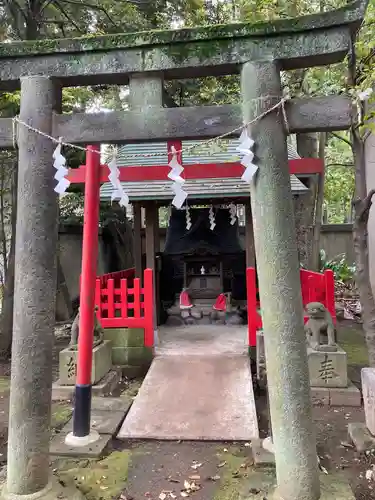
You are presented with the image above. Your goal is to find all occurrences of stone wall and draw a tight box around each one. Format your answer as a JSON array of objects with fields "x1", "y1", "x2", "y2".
[
  {"x1": 320, "y1": 224, "x2": 354, "y2": 263},
  {"x1": 56, "y1": 225, "x2": 107, "y2": 319}
]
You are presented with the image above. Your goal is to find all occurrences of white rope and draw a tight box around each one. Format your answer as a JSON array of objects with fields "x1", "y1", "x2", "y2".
[{"x1": 12, "y1": 96, "x2": 289, "y2": 161}]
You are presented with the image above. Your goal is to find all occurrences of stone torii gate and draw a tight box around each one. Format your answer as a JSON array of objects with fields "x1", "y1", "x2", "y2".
[{"x1": 0, "y1": 1, "x2": 368, "y2": 499}]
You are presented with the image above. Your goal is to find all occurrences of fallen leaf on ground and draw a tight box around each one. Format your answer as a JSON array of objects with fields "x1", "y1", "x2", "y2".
[
  {"x1": 159, "y1": 493, "x2": 167, "y2": 500},
  {"x1": 190, "y1": 462, "x2": 203, "y2": 470},
  {"x1": 180, "y1": 492, "x2": 189, "y2": 498},
  {"x1": 168, "y1": 477, "x2": 180, "y2": 483},
  {"x1": 182, "y1": 480, "x2": 200, "y2": 493},
  {"x1": 249, "y1": 488, "x2": 260, "y2": 494},
  {"x1": 366, "y1": 469, "x2": 374, "y2": 481},
  {"x1": 208, "y1": 475, "x2": 220, "y2": 482},
  {"x1": 340, "y1": 441, "x2": 354, "y2": 449},
  {"x1": 189, "y1": 475, "x2": 201, "y2": 480},
  {"x1": 217, "y1": 461, "x2": 226, "y2": 468}
]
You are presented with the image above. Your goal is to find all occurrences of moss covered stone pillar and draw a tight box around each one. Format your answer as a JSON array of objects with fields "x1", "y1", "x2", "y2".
[
  {"x1": 6, "y1": 76, "x2": 59, "y2": 496},
  {"x1": 242, "y1": 61, "x2": 320, "y2": 500}
]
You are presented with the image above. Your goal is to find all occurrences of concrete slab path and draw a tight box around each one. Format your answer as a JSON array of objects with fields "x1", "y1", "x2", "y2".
[{"x1": 118, "y1": 353, "x2": 259, "y2": 441}]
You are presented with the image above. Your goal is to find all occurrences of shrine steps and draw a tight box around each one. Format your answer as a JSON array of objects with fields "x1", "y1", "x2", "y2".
[{"x1": 117, "y1": 352, "x2": 259, "y2": 441}]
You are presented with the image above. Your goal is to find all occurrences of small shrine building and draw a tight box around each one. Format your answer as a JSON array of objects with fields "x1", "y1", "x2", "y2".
[{"x1": 98, "y1": 138, "x2": 322, "y2": 329}]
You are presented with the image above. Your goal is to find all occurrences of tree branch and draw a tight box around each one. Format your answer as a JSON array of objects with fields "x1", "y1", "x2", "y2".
[
  {"x1": 353, "y1": 189, "x2": 375, "y2": 220},
  {"x1": 54, "y1": 1, "x2": 85, "y2": 33},
  {"x1": 61, "y1": 0, "x2": 118, "y2": 27},
  {"x1": 326, "y1": 163, "x2": 354, "y2": 168},
  {"x1": 330, "y1": 131, "x2": 353, "y2": 148}
]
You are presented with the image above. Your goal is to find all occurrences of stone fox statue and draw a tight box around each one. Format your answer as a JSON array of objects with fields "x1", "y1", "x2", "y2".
[
  {"x1": 70, "y1": 305, "x2": 104, "y2": 347},
  {"x1": 304, "y1": 302, "x2": 337, "y2": 352}
]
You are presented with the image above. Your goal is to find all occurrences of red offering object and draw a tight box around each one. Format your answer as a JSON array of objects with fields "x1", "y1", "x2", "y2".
[
  {"x1": 213, "y1": 293, "x2": 227, "y2": 312},
  {"x1": 180, "y1": 289, "x2": 193, "y2": 309}
]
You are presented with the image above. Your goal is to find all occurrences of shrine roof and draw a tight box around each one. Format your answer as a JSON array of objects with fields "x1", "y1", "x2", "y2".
[
  {"x1": 99, "y1": 139, "x2": 307, "y2": 201},
  {"x1": 115, "y1": 138, "x2": 301, "y2": 166},
  {"x1": 100, "y1": 175, "x2": 307, "y2": 202}
]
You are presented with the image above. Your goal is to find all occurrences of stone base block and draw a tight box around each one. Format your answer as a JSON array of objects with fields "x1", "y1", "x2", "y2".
[
  {"x1": 330, "y1": 384, "x2": 361, "y2": 406},
  {"x1": 361, "y1": 368, "x2": 375, "y2": 435},
  {"x1": 90, "y1": 396, "x2": 130, "y2": 412},
  {"x1": 311, "y1": 383, "x2": 361, "y2": 407},
  {"x1": 103, "y1": 327, "x2": 144, "y2": 348},
  {"x1": 348, "y1": 422, "x2": 375, "y2": 452},
  {"x1": 50, "y1": 431, "x2": 111, "y2": 458},
  {"x1": 64, "y1": 409, "x2": 126, "y2": 435},
  {"x1": 112, "y1": 346, "x2": 154, "y2": 367},
  {"x1": 0, "y1": 478, "x2": 86, "y2": 500},
  {"x1": 272, "y1": 473, "x2": 355, "y2": 499},
  {"x1": 251, "y1": 439, "x2": 275, "y2": 466},
  {"x1": 311, "y1": 387, "x2": 330, "y2": 406},
  {"x1": 59, "y1": 340, "x2": 112, "y2": 386},
  {"x1": 307, "y1": 346, "x2": 348, "y2": 388},
  {"x1": 52, "y1": 369, "x2": 121, "y2": 401},
  {"x1": 241, "y1": 470, "x2": 354, "y2": 500}
]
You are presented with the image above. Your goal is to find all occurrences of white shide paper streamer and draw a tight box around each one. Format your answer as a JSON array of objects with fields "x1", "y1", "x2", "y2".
[
  {"x1": 237, "y1": 129, "x2": 257, "y2": 183},
  {"x1": 168, "y1": 146, "x2": 187, "y2": 208},
  {"x1": 186, "y1": 204, "x2": 192, "y2": 230},
  {"x1": 209, "y1": 205, "x2": 216, "y2": 231},
  {"x1": 229, "y1": 203, "x2": 237, "y2": 225},
  {"x1": 53, "y1": 141, "x2": 70, "y2": 194},
  {"x1": 107, "y1": 152, "x2": 129, "y2": 207}
]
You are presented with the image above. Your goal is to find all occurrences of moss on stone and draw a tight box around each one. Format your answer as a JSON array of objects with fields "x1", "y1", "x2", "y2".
[
  {"x1": 57, "y1": 450, "x2": 131, "y2": 500},
  {"x1": 51, "y1": 402, "x2": 72, "y2": 429},
  {"x1": 0, "y1": 0, "x2": 366, "y2": 58}
]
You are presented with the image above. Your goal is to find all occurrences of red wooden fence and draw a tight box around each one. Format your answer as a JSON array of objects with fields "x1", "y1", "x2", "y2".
[
  {"x1": 95, "y1": 268, "x2": 154, "y2": 347},
  {"x1": 246, "y1": 267, "x2": 336, "y2": 348}
]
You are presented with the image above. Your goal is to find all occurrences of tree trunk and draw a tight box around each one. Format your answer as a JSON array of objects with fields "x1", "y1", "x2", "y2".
[
  {"x1": 310, "y1": 133, "x2": 327, "y2": 271},
  {"x1": 349, "y1": 46, "x2": 375, "y2": 366},
  {"x1": 352, "y1": 131, "x2": 375, "y2": 366},
  {"x1": 0, "y1": 158, "x2": 17, "y2": 359}
]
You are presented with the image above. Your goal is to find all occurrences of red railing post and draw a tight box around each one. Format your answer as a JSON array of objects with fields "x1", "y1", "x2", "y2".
[
  {"x1": 73, "y1": 145, "x2": 101, "y2": 439},
  {"x1": 95, "y1": 279, "x2": 102, "y2": 320},
  {"x1": 143, "y1": 269, "x2": 154, "y2": 348},
  {"x1": 246, "y1": 267, "x2": 258, "y2": 347}
]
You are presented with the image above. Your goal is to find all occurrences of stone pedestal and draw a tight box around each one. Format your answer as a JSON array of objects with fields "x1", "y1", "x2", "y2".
[
  {"x1": 362, "y1": 368, "x2": 375, "y2": 435},
  {"x1": 103, "y1": 328, "x2": 153, "y2": 376},
  {"x1": 307, "y1": 346, "x2": 348, "y2": 388},
  {"x1": 59, "y1": 340, "x2": 112, "y2": 385}
]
